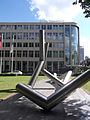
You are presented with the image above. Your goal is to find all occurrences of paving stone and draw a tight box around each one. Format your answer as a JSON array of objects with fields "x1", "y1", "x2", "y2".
[
  {"x1": 63, "y1": 88, "x2": 90, "y2": 120},
  {"x1": 0, "y1": 80, "x2": 90, "y2": 120}
]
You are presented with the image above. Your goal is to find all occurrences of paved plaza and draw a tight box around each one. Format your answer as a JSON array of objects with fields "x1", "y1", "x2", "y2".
[{"x1": 0, "y1": 80, "x2": 90, "y2": 120}]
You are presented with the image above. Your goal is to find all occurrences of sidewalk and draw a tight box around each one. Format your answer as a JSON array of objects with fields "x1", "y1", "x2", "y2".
[
  {"x1": 0, "y1": 80, "x2": 90, "y2": 120},
  {"x1": 63, "y1": 88, "x2": 90, "y2": 120}
]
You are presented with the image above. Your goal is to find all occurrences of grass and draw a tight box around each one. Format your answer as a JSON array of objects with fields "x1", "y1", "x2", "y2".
[
  {"x1": 83, "y1": 81, "x2": 90, "y2": 92},
  {"x1": 0, "y1": 75, "x2": 90, "y2": 99},
  {"x1": 0, "y1": 75, "x2": 48, "y2": 99}
]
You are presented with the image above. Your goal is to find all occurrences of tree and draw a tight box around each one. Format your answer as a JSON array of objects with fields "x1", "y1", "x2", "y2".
[{"x1": 73, "y1": 0, "x2": 90, "y2": 17}]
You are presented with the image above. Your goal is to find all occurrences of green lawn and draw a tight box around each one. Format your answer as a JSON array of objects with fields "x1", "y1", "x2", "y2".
[
  {"x1": 83, "y1": 81, "x2": 90, "y2": 92},
  {"x1": 0, "y1": 75, "x2": 90, "y2": 99},
  {"x1": 0, "y1": 75, "x2": 47, "y2": 99}
]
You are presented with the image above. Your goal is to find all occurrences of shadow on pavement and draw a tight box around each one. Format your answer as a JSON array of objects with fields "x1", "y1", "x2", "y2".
[
  {"x1": 0, "y1": 94, "x2": 66, "y2": 120},
  {"x1": 0, "y1": 93, "x2": 90, "y2": 120},
  {"x1": 63, "y1": 97, "x2": 90, "y2": 120}
]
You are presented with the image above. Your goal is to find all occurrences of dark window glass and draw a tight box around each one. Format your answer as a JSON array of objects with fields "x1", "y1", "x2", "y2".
[
  {"x1": 17, "y1": 42, "x2": 22, "y2": 47},
  {"x1": 35, "y1": 51, "x2": 39, "y2": 57},
  {"x1": 29, "y1": 51, "x2": 33, "y2": 57},
  {"x1": 29, "y1": 43, "x2": 34, "y2": 47},
  {"x1": 23, "y1": 43, "x2": 28, "y2": 47}
]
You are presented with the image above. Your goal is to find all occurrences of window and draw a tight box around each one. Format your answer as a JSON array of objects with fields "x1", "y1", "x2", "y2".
[
  {"x1": 65, "y1": 25, "x2": 70, "y2": 65},
  {"x1": 6, "y1": 32, "x2": 11, "y2": 39},
  {"x1": 0, "y1": 51, "x2": 1, "y2": 57},
  {"x1": 17, "y1": 51, "x2": 22, "y2": 57},
  {"x1": 22, "y1": 61, "x2": 27, "y2": 72},
  {"x1": 28, "y1": 61, "x2": 33, "y2": 73},
  {"x1": 23, "y1": 42, "x2": 28, "y2": 47},
  {"x1": 53, "y1": 51, "x2": 58, "y2": 58},
  {"x1": 53, "y1": 25, "x2": 58, "y2": 30},
  {"x1": 1, "y1": 50, "x2": 4, "y2": 57},
  {"x1": 29, "y1": 25, "x2": 34, "y2": 30},
  {"x1": 5, "y1": 50, "x2": 10, "y2": 57},
  {"x1": 47, "y1": 25, "x2": 52, "y2": 30},
  {"x1": 2, "y1": 33, "x2": 5, "y2": 39},
  {"x1": 17, "y1": 32, "x2": 22, "y2": 39},
  {"x1": 23, "y1": 32, "x2": 28, "y2": 40},
  {"x1": 13, "y1": 33, "x2": 16, "y2": 39},
  {"x1": 0, "y1": 25, "x2": 6, "y2": 30},
  {"x1": 14, "y1": 25, "x2": 17, "y2": 30},
  {"x1": 13, "y1": 43, "x2": 16, "y2": 47},
  {"x1": 35, "y1": 33, "x2": 39, "y2": 39},
  {"x1": 23, "y1": 51, "x2": 28, "y2": 57},
  {"x1": 59, "y1": 51, "x2": 64, "y2": 58},
  {"x1": 53, "y1": 43, "x2": 64, "y2": 48},
  {"x1": 60, "y1": 43, "x2": 64, "y2": 49},
  {"x1": 49, "y1": 43, "x2": 52, "y2": 47},
  {"x1": 35, "y1": 51, "x2": 39, "y2": 57},
  {"x1": 41, "y1": 25, "x2": 46, "y2": 30},
  {"x1": 35, "y1": 25, "x2": 40, "y2": 30},
  {"x1": 29, "y1": 51, "x2": 33, "y2": 57},
  {"x1": 35, "y1": 43, "x2": 39, "y2": 47},
  {"x1": 16, "y1": 61, "x2": 21, "y2": 70},
  {"x1": 24, "y1": 25, "x2": 28, "y2": 30},
  {"x1": 0, "y1": 50, "x2": 3, "y2": 57},
  {"x1": 35, "y1": 61, "x2": 38, "y2": 68},
  {"x1": 29, "y1": 32, "x2": 34, "y2": 40},
  {"x1": 6, "y1": 25, "x2": 12, "y2": 30},
  {"x1": 59, "y1": 25, "x2": 64, "y2": 30},
  {"x1": 52, "y1": 33, "x2": 58, "y2": 40},
  {"x1": 5, "y1": 42, "x2": 10, "y2": 47},
  {"x1": 5, "y1": 61, "x2": 9, "y2": 71},
  {"x1": 17, "y1": 42, "x2": 22, "y2": 47},
  {"x1": 3, "y1": 43, "x2": 4, "y2": 47},
  {"x1": 53, "y1": 61, "x2": 58, "y2": 72},
  {"x1": 53, "y1": 43, "x2": 58, "y2": 48},
  {"x1": 47, "y1": 33, "x2": 52, "y2": 39},
  {"x1": 47, "y1": 61, "x2": 52, "y2": 71},
  {"x1": 47, "y1": 51, "x2": 52, "y2": 57},
  {"x1": 13, "y1": 50, "x2": 16, "y2": 57},
  {"x1": 17, "y1": 25, "x2": 22, "y2": 30},
  {"x1": 29, "y1": 43, "x2": 34, "y2": 47},
  {"x1": 58, "y1": 33, "x2": 64, "y2": 41},
  {"x1": 65, "y1": 25, "x2": 70, "y2": 37},
  {"x1": 59, "y1": 61, "x2": 64, "y2": 67}
]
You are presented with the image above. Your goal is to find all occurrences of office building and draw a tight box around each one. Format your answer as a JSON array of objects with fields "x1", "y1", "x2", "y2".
[
  {"x1": 80, "y1": 46, "x2": 84, "y2": 63},
  {"x1": 0, "y1": 22, "x2": 80, "y2": 74}
]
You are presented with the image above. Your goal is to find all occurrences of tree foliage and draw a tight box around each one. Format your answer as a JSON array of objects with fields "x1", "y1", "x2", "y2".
[{"x1": 73, "y1": 0, "x2": 90, "y2": 17}]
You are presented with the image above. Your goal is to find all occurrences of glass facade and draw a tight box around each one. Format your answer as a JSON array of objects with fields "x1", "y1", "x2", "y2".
[
  {"x1": 65, "y1": 25, "x2": 79, "y2": 65},
  {"x1": 71, "y1": 26, "x2": 79, "y2": 65},
  {"x1": 65, "y1": 25, "x2": 71, "y2": 65}
]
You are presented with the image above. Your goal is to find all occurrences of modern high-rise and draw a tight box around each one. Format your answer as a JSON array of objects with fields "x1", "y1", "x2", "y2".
[
  {"x1": 80, "y1": 46, "x2": 84, "y2": 63},
  {"x1": 0, "y1": 22, "x2": 80, "y2": 74}
]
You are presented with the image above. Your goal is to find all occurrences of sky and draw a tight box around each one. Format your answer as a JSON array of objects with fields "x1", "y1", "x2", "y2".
[{"x1": 0, "y1": 0, "x2": 90, "y2": 58}]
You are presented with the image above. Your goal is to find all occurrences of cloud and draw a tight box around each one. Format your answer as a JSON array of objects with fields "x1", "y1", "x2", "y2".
[
  {"x1": 26, "y1": 0, "x2": 90, "y2": 58},
  {"x1": 80, "y1": 37, "x2": 90, "y2": 58},
  {"x1": 26, "y1": 0, "x2": 82, "y2": 21}
]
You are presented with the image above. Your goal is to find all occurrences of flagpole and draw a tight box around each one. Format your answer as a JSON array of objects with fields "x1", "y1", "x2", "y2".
[
  {"x1": 11, "y1": 49, "x2": 13, "y2": 73},
  {"x1": 0, "y1": 33, "x2": 3, "y2": 74},
  {"x1": 0, "y1": 55, "x2": 2, "y2": 74},
  {"x1": 11, "y1": 34, "x2": 14, "y2": 73}
]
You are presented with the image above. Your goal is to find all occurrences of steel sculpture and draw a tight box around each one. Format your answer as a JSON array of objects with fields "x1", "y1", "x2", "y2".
[
  {"x1": 28, "y1": 30, "x2": 45, "y2": 87},
  {"x1": 16, "y1": 30, "x2": 90, "y2": 110},
  {"x1": 16, "y1": 69, "x2": 90, "y2": 110}
]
